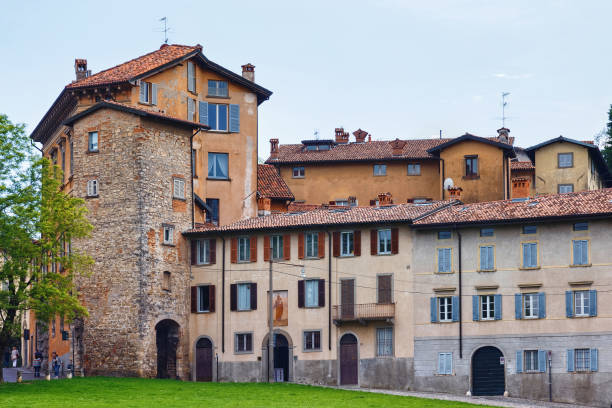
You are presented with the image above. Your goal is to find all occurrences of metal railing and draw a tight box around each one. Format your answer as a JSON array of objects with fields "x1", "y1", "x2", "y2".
[{"x1": 332, "y1": 303, "x2": 395, "y2": 322}]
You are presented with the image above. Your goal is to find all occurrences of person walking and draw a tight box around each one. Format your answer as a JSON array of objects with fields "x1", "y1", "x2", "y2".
[
  {"x1": 33, "y1": 351, "x2": 42, "y2": 378},
  {"x1": 51, "y1": 352, "x2": 60, "y2": 379},
  {"x1": 11, "y1": 346, "x2": 19, "y2": 368}
]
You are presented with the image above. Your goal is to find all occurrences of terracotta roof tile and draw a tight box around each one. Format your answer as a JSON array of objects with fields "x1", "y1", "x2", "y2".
[
  {"x1": 257, "y1": 164, "x2": 294, "y2": 200},
  {"x1": 511, "y1": 161, "x2": 535, "y2": 170}
]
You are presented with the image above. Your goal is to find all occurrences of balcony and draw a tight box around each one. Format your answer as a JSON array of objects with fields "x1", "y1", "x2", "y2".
[{"x1": 332, "y1": 303, "x2": 395, "y2": 326}]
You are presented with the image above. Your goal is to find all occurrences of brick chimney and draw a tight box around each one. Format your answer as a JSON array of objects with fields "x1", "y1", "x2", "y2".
[
  {"x1": 335, "y1": 128, "x2": 349, "y2": 144},
  {"x1": 389, "y1": 139, "x2": 407, "y2": 156},
  {"x1": 269, "y1": 138, "x2": 279, "y2": 159},
  {"x1": 241, "y1": 63, "x2": 255, "y2": 82},
  {"x1": 378, "y1": 192, "x2": 393, "y2": 206},
  {"x1": 512, "y1": 178, "x2": 530, "y2": 199},
  {"x1": 257, "y1": 197, "x2": 271, "y2": 216},
  {"x1": 348, "y1": 196, "x2": 357, "y2": 207},
  {"x1": 74, "y1": 59, "x2": 90, "y2": 81},
  {"x1": 497, "y1": 127, "x2": 510, "y2": 143},
  {"x1": 448, "y1": 186, "x2": 463, "y2": 200},
  {"x1": 353, "y1": 129, "x2": 368, "y2": 143}
]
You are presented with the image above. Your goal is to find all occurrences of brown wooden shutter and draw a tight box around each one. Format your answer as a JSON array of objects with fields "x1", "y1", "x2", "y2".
[
  {"x1": 250, "y1": 283, "x2": 257, "y2": 310},
  {"x1": 391, "y1": 228, "x2": 399, "y2": 254},
  {"x1": 209, "y1": 285, "x2": 216, "y2": 312},
  {"x1": 230, "y1": 284, "x2": 237, "y2": 311},
  {"x1": 298, "y1": 233, "x2": 304, "y2": 259},
  {"x1": 378, "y1": 275, "x2": 392, "y2": 304},
  {"x1": 329, "y1": 201, "x2": 335, "y2": 205},
  {"x1": 263, "y1": 236, "x2": 270, "y2": 261},
  {"x1": 354, "y1": 230, "x2": 361, "y2": 256},
  {"x1": 191, "y1": 240, "x2": 197, "y2": 265},
  {"x1": 230, "y1": 238, "x2": 238, "y2": 264},
  {"x1": 318, "y1": 279, "x2": 325, "y2": 307},
  {"x1": 283, "y1": 234, "x2": 291, "y2": 260},
  {"x1": 333, "y1": 232, "x2": 340, "y2": 257},
  {"x1": 250, "y1": 236, "x2": 257, "y2": 262},
  {"x1": 246, "y1": 333, "x2": 252, "y2": 351},
  {"x1": 318, "y1": 232, "x2": 325, "y2": 258},
  {"x1": 298, "y1": 280, "x2": 305, "y2": 308},
  {"x1": 210, "y1": 240, "x2": 216, "y2": 264},
  {"x1": 369, "y1": 200, "x2": 376, "y2": 206},
  {"x1": 370, "y1": 230, "x2": 378, "y2": 255},
  {"x1": 191, "y1": 286, "x2": 198, "y2": 313}
]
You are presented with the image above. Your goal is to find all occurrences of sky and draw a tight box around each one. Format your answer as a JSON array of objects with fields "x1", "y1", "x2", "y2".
[{"x1": 1, "y1": 0, "x2": 611, "y2": 156}]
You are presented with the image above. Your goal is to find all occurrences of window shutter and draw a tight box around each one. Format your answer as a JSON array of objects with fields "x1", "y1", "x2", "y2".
[
  {"x1": 318, "y1": 232, "x2": 325, "y2": 258},
  {"x1": 531, "y1": 243, "x2": 537, "y2": 267},
  {"x1": 298, "y1": 233, "x2": 304, "y2": 259},
  {"x1": 494, "y1": 294, "x2": 502, "y2": 320},
  {"x1": 229, "y1": 104, "x2": 240, "y2": 133},
  {"x1": 139, "y1": 82, "x2": 147, "y2": 103},
  {"x1": 515, "y1": 293, "x2": 522, "y2": 319},
  {"x1": 567, "y1": 349, "x2": 575, "y2": 372},
  {"x1": 210, "y1": 240, "x2": 216, "y2": 265},
  {"x1": 230, "y1": 284, "x2": 237, "y2": 311},
  {"x1": 246, "y1": 334, "x2": 252, "y2": 352},
  {"x1": 573, "y1": 240, "x2": 580, "y2": 265},
  {"x1": 231, "y1": 238, "x2": 238, "y2": 264},
  {"x1": 87, "y1": 180, "x2": 92, "y2": 196},
  {"x1": 151, "y1": 83, "x2": 158, "y2": 105},
  {"x1": 590, "y1": 348, "x2": 598, "y2": 372},
  {"x1": 538, "y1": 292, "x2": 546, "y2": 318},
  {"x1": 250, "y1": 236, "x2": 257, "y2": 262},
  {"x1": 522, "y1": 243, "x2": 529, "y2": 267},
  {"x1": 354, "y1": 230, "x2": 361, "y2": 256},
  {"x1": 370, "y1": 230, "x2": 377, "y2": 255},
  {"x1": 209, "y1": 285, "x2": 216, "y2": 313},
  {"x1": 187, "y1": 98, "x2": 194, "y2": 121},
  {"x1": 318, "y1": 279, "x2": 325, "y2": 307},
  {"x1": 332, "y1": 232, "x2": 340, "y2": 257},
  {"x1": 515, "y1": 350, "x2": 523, "y2": 373},
  {"x1": 566, "y1": 291, "x2": 573, "y2": 318},
  {"x1": 250, "y1": 283, "x2": 257, "y2": 310},
  {"x1": 391, "y1": 228, "x2": 399, "y2": 254},
  {"x1": 283, "y1": 234, "x2": 291, "y2": 260},
  {"x1": 452, "y1": 296, "x2": 459, "y2": 322},
  {"x1": 191, "y1": 240, "x2": 197, "y2": 265},
  {"x1": 472, "y1": 296, "x2": 479, "y2": 321},
  {"x1": 187, "y1": 61, "x2": 195, "y2": 92},
  {"x1": 589, "y1": 290, "x2": 597, "y2": 316},
  {"x1": 437, "y1": 354, "x2": 444, "y2": 374},
  {"x1": 538, "y1": 350, "x2": 547, "y2": 373},
  {"x1": 480, "y1": 247, "x2": 487, "y2": 270},
  {"x1": 263, "y1": 236, "x2": 270, "y2": 261},
  {"x1": 298, "y1": 280, "x2": 304, "y2": 308},
  {"x1": 191, "y1": 286, "x2": 197, "y2": 313},
  {"x1": 369, "y1": 200, "x2": 376, "y2": 206},
  {"x1": 199, "y1": 101, "x2": 208, "y2": 125},
  {"x1": 430, "y1": 297, "x2": 437, "y2": 323},
  {"x1": 438, "y1": 249, "x2": 444, "y2": 272}
]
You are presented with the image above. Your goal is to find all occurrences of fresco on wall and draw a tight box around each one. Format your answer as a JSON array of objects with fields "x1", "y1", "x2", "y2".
[{"x1": 273, "y1": 290, "x2": 288, "y2": 326}]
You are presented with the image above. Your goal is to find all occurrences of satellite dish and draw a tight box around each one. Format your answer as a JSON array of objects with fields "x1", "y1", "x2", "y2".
[{"x1": 444, "y1": 178, "x2": 454, "y2": 190}]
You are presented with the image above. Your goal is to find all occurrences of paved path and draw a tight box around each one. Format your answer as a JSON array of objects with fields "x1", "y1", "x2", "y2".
[{"x1": 2, "y1": 367, "x2": 45, "y2": 383}]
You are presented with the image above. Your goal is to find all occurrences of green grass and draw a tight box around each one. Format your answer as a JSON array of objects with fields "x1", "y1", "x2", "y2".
[{"x1": 0, "y1": 377, "x2": 495, "y2": 408}]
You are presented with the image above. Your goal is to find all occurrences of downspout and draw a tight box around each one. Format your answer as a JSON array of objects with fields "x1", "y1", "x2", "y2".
[
  {"x1": 456, "y1": 227, "x2": 463, "y2": 359},
  {"x1": 441, "y1": 158, "x2": 445, "y2": 200},
  {"x1": 190, "y1": 129, "x2": 203, "y2": 229},
  {"x1": 221, "y1": 237, "x2": 226, "y2": 354},
  {"x1": 327, "y1": 230, "x2": 332, "y2": 351}
]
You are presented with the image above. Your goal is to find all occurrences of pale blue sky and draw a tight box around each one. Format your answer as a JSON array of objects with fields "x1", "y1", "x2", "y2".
[{"x1": 1, "y1": 0, "x2": 611, "y2": 155}]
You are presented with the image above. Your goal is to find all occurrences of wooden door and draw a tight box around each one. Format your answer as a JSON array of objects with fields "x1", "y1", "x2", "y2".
[
  {"x1": 340, "y1": 334, "x2": 358, "y2": 385},
  {"x1": 472, "y1": 346, "x2": 505, "y2": 396},
  {"x1": 196, "y1": 338, "x2": 213, "y2": 382},
  {"x1": 341, "y1": 279, "x2": 355, "y2": 318}
]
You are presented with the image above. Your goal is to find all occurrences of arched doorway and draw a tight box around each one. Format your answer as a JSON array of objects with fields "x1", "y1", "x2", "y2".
[
  {"x1": 472, "y1": 346, "x2": 505, "y2": 396},
  {"x1": 155, "y1": 319, "x2": 179, "y2": 379},
  {"x1": 339, "y1": 333, "x2": 358, "y2": 385},
  {"x1": 195, "y1": 337, "x2": 213, "y2": 382},
  {"x1": 273, "y1": 333, "x2": 289, "y2": 382}
]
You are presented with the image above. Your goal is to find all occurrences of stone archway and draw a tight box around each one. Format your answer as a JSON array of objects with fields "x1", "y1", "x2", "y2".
[
  {"x1": 155, "y1": 319, "x2": 179, "y2": 379},
  {"x1": 261, "y1": 329, "x2": 294, "y2": 382},
  {"x1": 471, "y1": 346, "x2": 505, "y2": 396}
]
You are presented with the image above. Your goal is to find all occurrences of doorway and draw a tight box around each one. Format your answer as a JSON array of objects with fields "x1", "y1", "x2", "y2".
[
  {"x1": 340, "y1": 279, "x2": 355, "y2": 319},
  {"x1": 195, "y1": 337, "x2": 213, "y2": 382},
  {"x1": 339, "y1": 333, "x2": 358, "y2": 385},
  {"x1": 155, "y1": 319, "x2": 179, "y2": 379},
  {"x1": 273, "y1": 333, "x2": 289, "y2": 382},
  {"x1": 472, "y1": 346, "x2": 505, "y2": 396}
]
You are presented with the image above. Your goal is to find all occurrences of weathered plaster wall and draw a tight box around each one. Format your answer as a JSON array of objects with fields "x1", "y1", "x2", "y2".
[{"x1": 534, "y1": 143, "x2": 597, "y2": 194}]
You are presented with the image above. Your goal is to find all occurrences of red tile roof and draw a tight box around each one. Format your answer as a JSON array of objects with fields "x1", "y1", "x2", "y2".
[
  {"x1": 66, "y1": 44, "x2": 200, "y2": 89},
  {"x1": 257, "y1": 164, "x2": 294, "y2": 200},
  {"x1": 511, "y1": 161, "x2": 535, "y2": 170}
]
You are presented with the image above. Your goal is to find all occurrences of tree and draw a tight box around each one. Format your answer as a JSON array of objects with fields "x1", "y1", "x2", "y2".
[
  {"x1": 0, "y1": 114, "x2": 93, "y2": 381},
  {"x1": 601, "y1": 104, "x2": 612, "y2": 171}
]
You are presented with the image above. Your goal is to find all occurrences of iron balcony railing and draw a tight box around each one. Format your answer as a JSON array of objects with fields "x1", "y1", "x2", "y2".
[{"x1": 332, "y1": 303, "x2": 395, "y2": 324}]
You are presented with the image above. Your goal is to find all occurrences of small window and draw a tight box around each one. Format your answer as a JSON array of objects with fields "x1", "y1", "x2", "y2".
[
  {"x1": 198, "y1": 285, "x2": 211, "y2": 312},
  {"x1": 187, "y1": 98, "x2": 196, "y2": 121},
  {"x1": 480, "y1": 228, "x2": 494, "y2": 237},
  {"x1": 574, "y1": 348, "x2": 591, "y2": 372},
  {"x1": 480, "y1": 245, "x2": 494, "y2": 271},
  {"x1": 438, "y1": 352, "x2": 452, "y2": 375},
  {"x1": 305, "y1": 232, "x2": 318, "y2": 258},
  {"x1": 187, "y1": 61, "x2": 196, "y2": 93},
  {"x1": 208, "y1": 153, "x2": 229, "y2": 179},
  {"x1": 208, "y1": 103, "x2": 228, "y2": 131},
  {"x1": 205, "y1": 198, "x2": 220, "y2": 225},
  {"x1": 438, "y1": 231, "x2": 451, "y2": 240},
  {"x1": 523, "y1": 293, "x2": 539, "y2": 319},
  {"x1": 305, "y1": 280, "x2": 319, "y2": 307},
  {"x1": 197, "y1": 239, "x2": 210, "y2": 265},
  {"x1": 340, "y1": 231, "x2": 354, "y2": 256},
  {"x1": 303, "y1": 330, "x2": 321, "y2": 351},
  {"x1": 438, "y1": 297, "x2": 453, "y2": 322},
  {"x1": 376, "y1": 327, "x2": 393, "y2": 356},
  {"x1": 574, "y1": 291, "x2": 590, "y2": 317},
  {"x1": 558, "y1": 184, "x2": 574, "y2": 194},
  {"x1": 238, "y1": 237, "x2": 250, "y2": 262},
  {"x1": 522, "y1": 225, "x2": 537, "y2": 234},
  {"x1": 61, "y1": 145, "x2": 66, "y2": 175},
  {"x1": 173, "y1": 178, "x2": 185, "y2": 200},
  {"x1": 480, "y1": 295, "x2": 495, "y2": 320},
  {"x1": 237, "y1": 283, "x2": 252, "y2": 311},
  {"x1": 271, "y1": 235, "x2": 283, "y2": 260},
  {"x1": 407, "y1": 163, "x2": 421, "y2": 176},
  {"x1": 208, "y1": 80, "x2": 228, "y2": 97},
  {"x1": 437, "y1": 248, "x2": 451, "y2": 273},
  {"x1": 378, "y1": 229, "x2": 392, "y2": 254},
  {"x1": 465, "y1": 156, "x2": 478, "y2": 177},
  {"x1": 573, "y1": 222, "x2": 588, "y2": 231},
  {"x1": 139, "y1": 81, "x2": 156, "y2": 104},
  {"x1": 163, "y1": 225, "x2": 174, "y2": 245},
  {"x1": 373, "y1": 164, "x2": 387, "y2": 176},
  {"x1": 86, "y1": 179, "x2": 98, "y2": 197},
  {"x1": 69, "y1": 140, "x2": 74, "y2": 176},
  {"x1": 162, "y1": 271, "x2": 171, "y2": 291},
  {"x1": 572, "y1": 240, "x2": 589, "y2": 265},
  {"x1": 52, "y1": 318, "x2": 56, "y2": 338},
  {"x1": 88, "y1": 132, "x2": 99, "y2": 152},
  {"x1": 235, "y1": 333, "x2": 252, "y2": 353},
  {"x1": 335, "y1": 200, "x2": 349, "y2": 207},
  {"x1": 524, "y1": 350, "x2": 539, "y2": 372},
  {"x1": 522, "y1": 242, "x2": 538, "y2": 268},
  {"x1": 292, "y1": 167, "x2": 305, "y2": 178},
  {"x1": 558, "y1": 152, "x2": 573, "y2": 168}
]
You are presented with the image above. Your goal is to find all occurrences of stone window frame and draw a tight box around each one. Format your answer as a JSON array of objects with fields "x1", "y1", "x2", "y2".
[
  {"x1": 234, "y1": 332, "x2": 253, "y2": 354},
  {"x1": 163, "y1": 224, "x2": 175, "y2": 246},
  {"x1": 302, "y1": 329, "x2": 322, "y2": 352},
  {"x1": 173, "y1": 177, "x2": 186, "y2": 200}
]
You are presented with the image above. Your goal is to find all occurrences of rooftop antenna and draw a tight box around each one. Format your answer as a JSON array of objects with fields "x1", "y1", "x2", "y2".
[
  {"x1": 314, "y1": 129, "x2": 319, "y2": 140},
  {"x1": 501, "y1": 92, "x2": 510, "y2": 128},
  {"x1": 159, "y1": 17, "x2": 170, "y2": 44}
]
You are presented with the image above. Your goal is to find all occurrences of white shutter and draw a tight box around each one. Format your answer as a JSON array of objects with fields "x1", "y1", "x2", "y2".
[
  {"x1": 187, "y1": 61, "x2": 195, "y2": 92},
  {"x1": 87, "y1": 180, "x2": 92, "y2": 196},
  {"x1": 151, "y1": 83, "x2": 158, "y2": 105},
  {"x1": 139, "y1": 82, "x2": 147, "y2": 103},
  {"x1": 187, "y1": 99, "x2": 195, "y2": 121}
]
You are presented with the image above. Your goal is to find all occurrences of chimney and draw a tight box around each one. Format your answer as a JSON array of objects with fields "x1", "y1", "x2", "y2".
[
  {"x1": 335, "y1": 128, "x2": 349, "y2": 144},
  {"x1": 269, "y1": 138, "x2": 279, "y2": 159},
  {"x1": 348, "y1": 196, "x2": 357, "y2": 207},
  {"x1": 448, "y1": 186, "x2": 463, "y2": 200},
  {"x1": 496, "y1": 127, "x2": 510, "y2": 143},
  {"x1": 389, "y1": 138, "x2": 407, "y2": 156},
  {"x1": 241, "y1": 63, "x2": 255, "y2": 82},
  {"x1": 257, "y1": 197, "x2": 271, "y2": 216},
  {"x1": 512, "y1": 177, "x2": 530, "y2": 199},
  {"x1": 353, "y1": 129, "x2": 368, "y2": 143},
  {"x1": 377, "y1": 192, "x2": 393, "y2": 206},
  {"x1": 74, "y1": 59, "x2": 90, "y2": 81}
]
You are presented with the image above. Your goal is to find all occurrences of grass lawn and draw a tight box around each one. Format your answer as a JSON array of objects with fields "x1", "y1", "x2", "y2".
[{"x1": 0, "y1": 377, "x2": 495, "y2": 408}]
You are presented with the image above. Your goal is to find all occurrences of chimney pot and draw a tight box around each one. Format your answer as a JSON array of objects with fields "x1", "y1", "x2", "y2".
[
  {"x1": 448, "y1": 186, "x2": 463, "y2": 200},
  {"x1": 242, "y1": 63, "x2": 255, "y2": 82},
  {"x1": 334, "y1": 127, "x2": 349, "y2": 144},
  {"x1": 496, "y1": 127, "x2": 510, "y2": 143},
  {"x1": 74, "y1": 59, "x2": 88, "y2": 81},
  {"x1": 353, "y1": 129, "x2": 368, "y2": 143},
  {"x1": 269, "y1": 138, "x2": 279, "y2": 159},
  {"x1": 389, "y1": 138, "x2": 407, "y2": 156},
  {"x1": 377, "y1": 192, "x2": 393, "y2": 206}
]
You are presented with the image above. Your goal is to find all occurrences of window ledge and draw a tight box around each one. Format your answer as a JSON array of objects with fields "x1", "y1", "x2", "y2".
[
  {"x1": 173, "y1": 197, "x2": 187, "y2": 202},
  {"x1": 339, "y1": 255, "x2": 355, "y2": 258},
  {"x1": 195, "y1": 262, "x2": 213, "y2": 266},
  {"x1": 435, "y1": 271, "x2": 454, "y2": 275},
  {"x1": 519, "y1": 266, "x2": 541, "y2": 270},
  {"x1": 86, "y1": 150, "x2": 99, "y2": 155},
  {"x1": 376, "y1": 253, "x2": 393, "y2": 256},
  {"x1": 292, "y1": 176, "x2": 305, "y2": 179},
  {"x1": 162, "y1": 243, "x2": 176, "y2": 247},
  {"x1": 478, "y1": 269, "x2": 497, "y2": 273},
  {"x1": 302, "y1": 349, "x2": 322, "y2": 353},
  {"x1": 437, "y1": 320, "x2": 455, "y2": 324},
  {"x1": 234, "y1": 351, "x2": 254, "y2": 355},
  {"x1": 207, "y1": 130, "x2": 230, "y2": 134},
  {"x1": 85, "y1": 195, "x2": 99, "y2": 199},
  {"x1": 137, "y1": 101, "x2": 153, "y2": 107},
  {"x1": 435, "y1": 373, "x2": 455, "y2": 376},
  {"x1": 196, "y1": 310, "x2": 212, "y2": 314},
  {"x1": 462, "y1": 175, "x2": 480, "y2": 180},
  {"x1": 207, "y1": 177, "x2": 231, "y2": 182},
  {"x1": 570, "y1": 264, "x2": 592, "y2": 268},
  {"x1": 407, "y1": 174, "x2": 421, "y2": 176},
  {"x1": 206, "y1": 94, "x2": 230, "y2": 99}
]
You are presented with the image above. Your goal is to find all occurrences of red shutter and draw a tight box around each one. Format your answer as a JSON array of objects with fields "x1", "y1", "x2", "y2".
[
  {"x1": 263, "y1": 236, "x2": 270, "y2": 261},
  {"x1": 250, "y1": 236, "x2": 257, "y2": 262},
  {"x1": 250, "y1": 283, "x2": 257, "y2": 310},
  {"x1": 391, "y1": 228, "x2": 399, "y2": 254},
  {"x1": 298, "y1": 280, "x2": 305, "y2": 308},
  {"x1": 333, "y1": 232, "x2": 340, "y2": 257},
  {"x1": 230, "y1": 238, "x2": 238, "y2": 264},
  {"x1": 354, "y1": 230, "x2": 361, "y2": 256},
  {"x1": 370, "y1": 230, "x2": 378, "y2": 255},
  {"x1": 298, "y1": 233, "x2": 304, "y2": 259},
  {"x1": 318, "y1": 279, "x2": 325, "y2": 307},
  {"x1": 210, "y1": 239, "x2": 216, "y2": 264},
  {"x1": 209, "y1": 285, "x2": 216, "y2": 312},
  {"x1": 191, "y1": 240, "x2": 197, "y2": 265},
  {"x1": 318, "y1": 232, "x2": 325, "y2": 258},
  {"x1": 230, "y1": 284, "x2": 237, "y2": 311},
  {"x1": 283, "y1": 234, "x2": 291, "y2": 260},
  {"x1": 191, "y1": 286, "x2": 197, "y2": 313}
]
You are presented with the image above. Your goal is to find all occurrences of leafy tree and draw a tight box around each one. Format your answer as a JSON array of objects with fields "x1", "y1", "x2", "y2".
[
  {"x1": 0, "y1": 114, "x2": 93, "y2": 381},
  {"x1": 601, "y1": 104, "x2": 612, "y2": 171}
]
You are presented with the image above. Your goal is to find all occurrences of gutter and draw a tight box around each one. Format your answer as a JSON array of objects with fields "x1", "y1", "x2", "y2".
[
  {"x1": 326, "y1": 230, "x2": 332, "y2": 351},
  {"x1": 456, "y1": 227, "x2": 463, "y2": 359},
  {"x1": 221, "y1": 237, "x2": 226, "y2": 353}
]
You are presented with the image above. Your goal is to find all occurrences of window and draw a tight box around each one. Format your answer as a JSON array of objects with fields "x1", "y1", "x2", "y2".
[
  {"x1": 270, "y1": 235, "x2": 284, "y2": 260},
  {"x1": 438, "y1": 230, "x2": 451, "y2": 239},
  {"x1": 438, "y1": 352, "x2": 452, "y2": 375},
  {"x1": 574, "y1": 291, "x2": 590, "y2": 317},
  {"x1": 88, "y1": 132, "x2": 98, "y2": 152},
  {"x1": 573, "y1": 240, "x2": 589, "y2": 265},
  {"x1": 341, "y1": 232, "x2": 354, "y2": 256},
  {"x1": 208, "y1": 153, "x2": 229, "y2": 179},
  {"x1": 303, "y1": 330, "x2": 321, "y2": 351},
  {"x1": 192, "y1": 149, "x2": 197, "y2": 177},
  {"x1": 237, "y1": 283, "x2": 251, "y2": 311},
  {"x1": 163, "y1": 225, "x2": 174, "y2": 245},
  {"x1": 86, "y1": 179, "x2": 98, "y2": 197},
  {"x1": 558, "y1": 184, "x2": 574, "y2": 194},
  {"x1": 238, "y1": 237, "x2": 250, "y2": 262},
  {"x1": 522, "y1": 242, "x2": 538, "y2": 268},
  {"x1": 480, "y1": 245, "x2": 494, "y2": 271},
  {"x1": 197, "y1": 239, "x2": 210, "y2": 264},
  {"x1": 522, "y1": 225, "x2": 537, "y2": 234},
  {"x1": 481, "y1": 295, "x2": 495, "y2": 320},
  {"x1": 173, "y1": 178, "x2": 185, "y2": 199},
  {"x1": 335, "y1": 200, "x2": 349, "y2": 207},
  {"x1": 61, "y1": 144, "x2": 65, "y2": 175},
  {"x1": 69, "y1": 140, "x2": 74, "y2": 176},
  {"x1": 205, "y1": 198, "x2": 219, "y2": 225},
  {"x1": 376, "y1": 327, "x2": 393, "y2": 356},
  {"x1": 378, "y1": 229, "x2": 391, "y2": 254},
  {"x1": 377, "y1": 275, "x2": 392, "y2": 304},
  {"x1": 52, "y1": 318, "x2": 56, "y2": 338},
  {"x1": 575, "y1": 348, "x2": 591, "y2": 372},
  {"x1": 198, "y1": 285, "x2": 211, "y2": 312},
  {"x1": 208, "y1": 103, "x2": 228, "y2": 131},
  {"x1": 573, "y1": 222, "x2": 588, "y2": 231},
  {"x1": 465, "y1": 156, "x2": 478, "y2": 177},
  {"x1": 292, "y1": 167, "x2": 305, "y2": 178},
  {"x1": 162, "y1": 271, "x2": 171, "y2": 291},
  {"x1": 187, "y1": 61, "x2": 196, "y2": 93},
  {"x1": 373, "y1": 164, "x2": 387, "y2": 176},
  {"x1": 407, "y1": 163, "x2": 421, "y2": 175},
  {"x1": 305, "y1": 232, "x2": 318, "y2": 258},
  {"x1": 524, "y1": 293, "x2": 539, "y2": 319},
  {"x1": 235, "y1": 333, "x2": 252, "y2": 353},
  {"x1": 558, "y1": 152, "x2": 573, "y2": 168},
  {"x1": 187, "y1": 98, "x2": 196, "y2": 121},
  {"x1": 480, "y1": 228, "x2": 494, "y2": 237},
  {"x1": 305, "y1": 280, "x2": 319, "y2": 307},
  {"x1": 438, "y1": 297, "x2": 453, "y2": 322},
  {"x1": 139, "y1": 81, "x2": 157, "y2": 105},
  {"x1": 437, "y1": 248, "x2": 451, "y2": 273},
  {"x1": 524, "y1": 350, "x2": 539, "y2": 372},
  {"x1": 208, "y1": 80, "x2": 228, "y2": 97}
]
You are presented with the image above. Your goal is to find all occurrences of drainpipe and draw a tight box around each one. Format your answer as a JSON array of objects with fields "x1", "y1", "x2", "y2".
[
  {"x1": 221, "y1": 237, "x2": 226, "y2": 354},
  {"x1": 327, "y1": 230, "x2": 332, "y2": 351},
  {"x1": 456, "y1": 227, "x2": 463, "y2": 359},
  {"x1": 441, "y1": 159, "x2": 445, "y2": 200}
]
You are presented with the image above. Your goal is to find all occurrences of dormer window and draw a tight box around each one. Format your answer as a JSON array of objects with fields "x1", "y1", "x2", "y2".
[{"x1": 301, "y1": 140, "x2": 334, "y2": 151}]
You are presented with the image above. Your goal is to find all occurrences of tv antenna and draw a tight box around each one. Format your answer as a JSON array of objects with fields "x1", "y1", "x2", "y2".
[
  {"x1": 158, "y1": 17, "x2": 171, "y2": 44},
  {"x1": 314, "y1": 129, "x2": 319, "y2": 140},
  {"x1": 501, "y1": 92, "x2": 510, "y2": 128}
]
